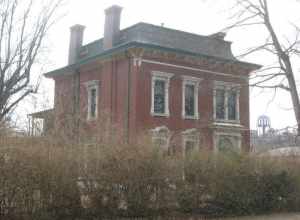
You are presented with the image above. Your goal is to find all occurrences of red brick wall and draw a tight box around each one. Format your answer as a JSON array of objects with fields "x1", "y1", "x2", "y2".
[
  {"x1": 133, "y1": 54, "x2": 250, "y2": 151},
  {"x1": 52, "y1": 49, "x2": 252, "y2": 151}
]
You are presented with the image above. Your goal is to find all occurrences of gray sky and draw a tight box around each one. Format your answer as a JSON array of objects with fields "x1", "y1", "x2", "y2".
[{"x1": 19, "y1": 0, "x2": 300, "y2": 131}]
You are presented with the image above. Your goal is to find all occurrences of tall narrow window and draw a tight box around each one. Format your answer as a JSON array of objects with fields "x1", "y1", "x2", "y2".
[
  {"x1": 228, "y1": 90, "x2": 237, "y2": 120},
  {"x1": 154, "y1": 80, "x2": 166, "y2": 114},
  {"x1": 216, "y1": 89, "x2": 225, "y2": 120},
  {"x1": 151, "y1": 71, "x2": 174, "y2": 117},
  {"x1": 90, "y1": 88, "x2": 97, "y2": 118},
  {"x1": 85, "y1": 80, "x2": 99, "y2": 120},
  {"x1": 182, "y1": 76, "x2": 201, "y2": 119},
  {"x1": 185, "y1": 84, "x2": 195, "y2": 117}
]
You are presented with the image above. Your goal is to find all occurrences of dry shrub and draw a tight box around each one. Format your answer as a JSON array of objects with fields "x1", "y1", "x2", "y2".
[
  {"x1": 2, "y1": 116, "x2": 300, "y2": 219},
  {"x1": 79, "y1": 137, "x2": 181, "y2": 217},
  {"x1": 0, "y1": 136, "x2": 81, "y2": 220},
  {"x1": 179, "y1": 152, "x2": 300, "y2": 217}
]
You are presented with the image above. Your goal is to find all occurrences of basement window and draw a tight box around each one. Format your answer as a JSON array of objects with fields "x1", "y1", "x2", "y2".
[
  {"x1": 182, "y1": 129, "x2": 199, "y2": 157},
  {"x1": 151, "y1": 126, "x2": 170, "y2": 152},
  {"x1": 214, "y1": 132, "x2": 241, "y2": 153},
  {"x1": 85, "y1": 80, "x2": 99, "y2": 121}
]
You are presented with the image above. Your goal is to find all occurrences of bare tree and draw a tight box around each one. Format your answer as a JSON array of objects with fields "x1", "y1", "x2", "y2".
[
  {"x1": 0, "y1": 0, "x2": 63, "y2": 122},
  {"x1": 223, "y1": 0, "x2": 300, "y2": 134}
]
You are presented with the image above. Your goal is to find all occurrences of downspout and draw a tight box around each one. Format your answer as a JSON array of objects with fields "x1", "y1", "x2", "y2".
[
  {"x1": 111, "y1": 58, "x2": 114, "y2": 124},
  {"x1": 73, "y1": 69, "x2": 81, "y2": 143},
  {"x1": 126, "y1": 55, "x2": 131, "y2": 144}
]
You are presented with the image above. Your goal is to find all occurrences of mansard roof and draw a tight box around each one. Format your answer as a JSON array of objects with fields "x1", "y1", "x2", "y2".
[
  {"x1": 81, "y1": 22, "x2": 236, "y2": 61},
  {"x1": 45, "y1": 22, "x2": 260, "y2": 78}
]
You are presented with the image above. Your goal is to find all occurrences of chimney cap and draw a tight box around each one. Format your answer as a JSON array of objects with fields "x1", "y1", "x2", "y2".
[
  {"x1": 105, "y1": 5, "x2": 123, "y2": 13},
  {"x1": 210, "y1": 32, "x2": 226, "y2": 40},
  {"x1": 70, "y1": 24, "x2": 86, "y2": 31}
]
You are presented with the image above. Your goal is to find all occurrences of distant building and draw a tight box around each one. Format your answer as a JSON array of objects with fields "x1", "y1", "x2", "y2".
[
  {"x1": 30, "y1": 5, "x2": 259, "y2": 153},
  {"x1": 251, "y1": 115, "x2": 297, "y2": 153},
  {"x1": 257, "y1": 115, "x2": 271, "y2": 136}
]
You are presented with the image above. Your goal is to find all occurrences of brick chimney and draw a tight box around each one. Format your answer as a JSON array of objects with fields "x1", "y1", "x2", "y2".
[
  {"x1": 68, "y1": 24, "x2": 85, "y2": 65},
  {"x1": 103, "y1": 5, "x2": 122, "y2": 50}
]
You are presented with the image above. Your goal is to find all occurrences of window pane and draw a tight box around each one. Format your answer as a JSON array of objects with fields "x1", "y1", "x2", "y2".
[
  {"x1": 90, "y1": 88, "x2": 97, "y2": 118},
  {"x1": 185, "y1": 140, "x2": 196, "y2": 155},
  {"x1": 154, "y1": 138, "x2": 167, "y2": 147},
  {"x1": 228, "y1": 90, "x2": 237, "y2": 120},
  {"x1": 216, "y1": 89, "x2": 225, "y2": 119},
  {"x1": 185, "y1": 84, "x2": 195, "y2": 116},
  {"x1": 154, "y1": 80, "x2": 165, "y2": 114}
]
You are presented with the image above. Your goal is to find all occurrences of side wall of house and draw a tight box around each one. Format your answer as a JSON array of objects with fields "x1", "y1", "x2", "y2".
[
  {"x1": 53, "y1": 57, "x2": 131, "y2": 141},
  {"x1": 131, "y1": 54, "x2": 251, "y2": 151}
]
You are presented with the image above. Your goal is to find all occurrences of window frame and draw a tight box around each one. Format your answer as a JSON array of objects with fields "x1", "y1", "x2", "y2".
[
  {"x1": 213, "y1": 81, "x2": 240, "y2": 123},
  {"x1": 182, "y1": 128, "x2": 199, "y2": 157},
  {"x1": 182, "y1": 76, "x2": 202, "y2": 120},
  {"x1": 150, "y1": 126, "x2": 171, "y2": 151},
  {"x1": 85, "y1": 80, "x2": 99, "y2": 121},
  {"x1": 151, "y1": 71, "x2": 174, "y2": 117}
]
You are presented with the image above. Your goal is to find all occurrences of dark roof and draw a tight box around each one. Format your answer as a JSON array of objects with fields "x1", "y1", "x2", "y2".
[
  {"x1": 46, "y1": 22, "x2": 260, "y2": 77},
  {"x1": 29, "y1": 109, "x2": 54, "y2": 118}
]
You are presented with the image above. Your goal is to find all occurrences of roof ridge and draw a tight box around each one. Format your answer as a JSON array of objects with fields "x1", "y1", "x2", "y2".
[
  {"x1": 121, "y1": 22, "x2": 231, "y2": 43},
  {"x1": 82, "y1": 38, "x2": 103, "y2": 48},
  {"x1": 81, "y1": 22, "x2": 231, "y2": 49}
]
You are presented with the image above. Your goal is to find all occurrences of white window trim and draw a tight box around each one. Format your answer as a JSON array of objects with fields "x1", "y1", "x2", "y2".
[
  {"x1": 150, "y1": 126, "x2": 171, "y2": 151},
  {"x1": 182, "y1": 76, "x2": 202, "y2": 120},
  {"x1": 213, "y1": 131, "x2": 242, "y2": 153},
  {"x1": 85, "y1": 80, "x2": 99, "y2": 121},
  {"x1": 151, "y1": 71, "x2": 174, "y2": 117},
  {"x1": 213, "y1": 81, "x2": 240, "y2": 123},
  {"x1": 182, "y1": 128, "x2": 199, "y2": 157}
]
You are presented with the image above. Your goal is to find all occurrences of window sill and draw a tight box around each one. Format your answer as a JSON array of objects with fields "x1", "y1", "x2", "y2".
[
  {"x1": 212, "y1": 120, "x2": 243, "y2": 128},
  {"x1": 87, "y1": 117, "x2": 98, "y2": 122},
  {"x1": 214, "y1": 119, "x2": 240, "y2": 124},
  {"x1": 183, "y1": 115, "x2": 199, "y2": 120},
  {"x1": 151, "y1": 112, "x2": 170, "y2": 117}
]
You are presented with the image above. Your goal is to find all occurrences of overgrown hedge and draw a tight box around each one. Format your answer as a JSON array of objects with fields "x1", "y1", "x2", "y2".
[{"x1": 1, "y1": 136, "x2": 300, "y2": 219}]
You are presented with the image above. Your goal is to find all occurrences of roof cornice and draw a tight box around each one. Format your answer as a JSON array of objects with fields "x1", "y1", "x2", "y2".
[{"x1": 45, "y1": 41, "x2": 261, "y2": 78}]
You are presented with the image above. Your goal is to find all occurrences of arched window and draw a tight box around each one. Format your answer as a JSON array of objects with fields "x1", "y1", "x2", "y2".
[
  {"x1": 150, "y1": 126, "x2": 171, "y2": 151},
  {"x1": 214, "y1": 132, "x2": 241, "y2": 153},
  {"x1": 182, "y1": 128, "x2": 199, "y2": 157}
]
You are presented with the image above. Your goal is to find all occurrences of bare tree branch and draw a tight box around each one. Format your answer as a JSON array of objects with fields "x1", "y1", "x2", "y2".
[
  {"x1": 227, "y1": 0, "x2": 300, "y2": 135},
  {"x1": 0, "y1": 0, "x2": 64, "y2": 122}
]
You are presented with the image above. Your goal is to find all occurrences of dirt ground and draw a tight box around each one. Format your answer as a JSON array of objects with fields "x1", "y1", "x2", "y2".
[{"x1": 223, "y1": 213, "x2": 300, "y2": 220}]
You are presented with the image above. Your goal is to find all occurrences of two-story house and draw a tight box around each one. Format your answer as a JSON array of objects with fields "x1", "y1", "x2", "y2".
[{"x1": 31, "y1": 5, "x2": 260, "y2": 154}]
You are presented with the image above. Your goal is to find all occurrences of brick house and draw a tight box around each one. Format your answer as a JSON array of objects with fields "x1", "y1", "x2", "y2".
[{"x1": 31, "y1": 5, "x2": 260, "y2": 154}]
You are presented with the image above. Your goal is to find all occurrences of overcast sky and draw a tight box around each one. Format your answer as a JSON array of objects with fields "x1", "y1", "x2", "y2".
[{"x1": 19, "y1": 0, "x2": 300, "y2": 131}]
